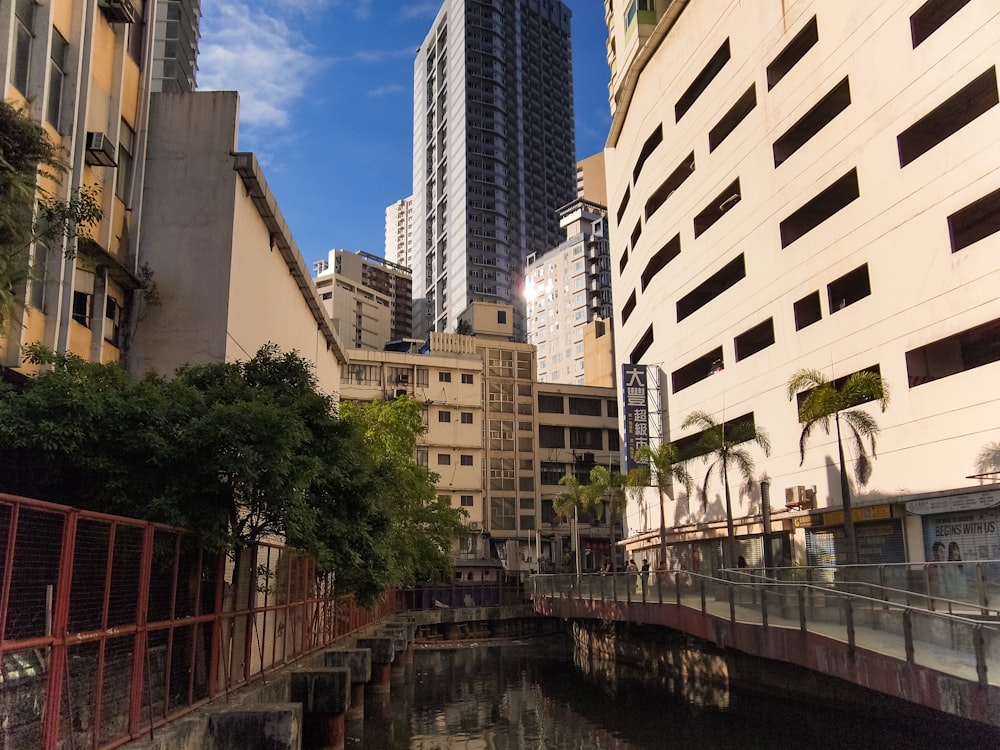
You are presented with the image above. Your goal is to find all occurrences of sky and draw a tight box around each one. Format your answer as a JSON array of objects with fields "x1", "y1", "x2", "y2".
[{"x1": 197, "y1": 0, "x2": 612, "y2": 272}]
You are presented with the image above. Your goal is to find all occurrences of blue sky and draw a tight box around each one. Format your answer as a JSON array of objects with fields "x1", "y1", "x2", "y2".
[{"x1": 198, "y1": 1, "x2": 612, "y2": 271}]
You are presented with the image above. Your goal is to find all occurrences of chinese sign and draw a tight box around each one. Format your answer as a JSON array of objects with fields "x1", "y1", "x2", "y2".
[{"x1": 622, "y1": 364, "x2": 649, "y2": 474}]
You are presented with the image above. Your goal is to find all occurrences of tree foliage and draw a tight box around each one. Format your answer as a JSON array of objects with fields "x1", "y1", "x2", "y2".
[
  {"x1": 553, "y1": 465, "x2": 627, "y2": 572},
  {"x1": 0, "y1": 345, "x2": 463, "y2": 605},
  {"x1": 1, "y1": 102, "x2": 101, "y2": 329},
  {"x1": 626, "y1": 442, "x2": 692, "y2": 564},
  {"x1": 786, "y1": 367, "x2": 890, "y2": 564},
  {"x1": 681, "y1": 410, "x2": 770, "y2": 568}
]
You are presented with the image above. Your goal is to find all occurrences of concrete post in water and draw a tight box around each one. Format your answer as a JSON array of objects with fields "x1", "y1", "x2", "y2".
[
  {"x1": 289, "y1": 668, "x2": 351, "y2": 750},
  {"x1": 206, "y1": 703, "x2": 302, "y2": 750},
  {"x1": 382, "y1": 621, "x2": 416, "y2": 665},
  {"x1": 355, "y1": 636, "x2": 395, "y2": 693},
  {"x1": 324, "y1": 648, "x2": 372, "y2": 720},
  {"x1": 381, "y1": 630, "x2": 409, "y2": 674}
]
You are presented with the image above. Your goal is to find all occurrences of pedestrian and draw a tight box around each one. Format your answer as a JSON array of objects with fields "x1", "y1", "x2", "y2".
[
  {"x1": 640, "y1": 558, "x2": 650, "y2": 598},
  {"x1": 626, "y1": 558, "x2": 638, "y2": 596}
]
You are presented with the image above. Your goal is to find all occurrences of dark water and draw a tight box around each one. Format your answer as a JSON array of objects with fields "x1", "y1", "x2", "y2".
[{"x1": 345, "y1": 638, "x2": 999, "y2": 750}]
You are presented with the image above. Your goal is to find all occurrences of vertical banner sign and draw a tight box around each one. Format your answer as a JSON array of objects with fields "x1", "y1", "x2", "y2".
[{"x1": 622, "y1": 364, "x2": 649, "y2": 474}]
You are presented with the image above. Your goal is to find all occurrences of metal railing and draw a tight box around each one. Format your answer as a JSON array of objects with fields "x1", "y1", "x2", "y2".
[
  {"x1": 528, "y1": 570, "x2": 1000, "y2": 688},
  {"x1": 0, "y1": 493, "x2": 394, "y2": 750}
]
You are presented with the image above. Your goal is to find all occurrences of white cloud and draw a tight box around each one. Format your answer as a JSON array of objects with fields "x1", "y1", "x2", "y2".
[
  {"x1": 198, "y1": 3, "x2": 324, "y2": 131},
  {"x1": 367, "y1": 84, "x2": 407, "y2": 98}
]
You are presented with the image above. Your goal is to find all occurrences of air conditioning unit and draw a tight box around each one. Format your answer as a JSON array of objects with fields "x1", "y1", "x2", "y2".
[
  {"x1": 785, "y1": 485, "x2": 816, "y2": 509},
  {"x1": 100, "y1": 0, "x2": 137, "y2": 24},
  {"x1": 468, "y1": 521, "x2": 482, "y2": 532},
  {"x1": 84, "y1": 132, "x2": 117, "y2": 167}
]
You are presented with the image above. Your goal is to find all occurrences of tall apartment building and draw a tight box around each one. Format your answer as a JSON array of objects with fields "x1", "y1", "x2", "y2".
[
  {"x1": 525, "y1": 199, "x2": 613, "y2": 385},
  {"x1": 411, "y1": 0, "x2": 577, "y2": 340},
  {"x1": 339, "y1": 302, "x2": 618, "y2": 574},
  {"x1": 576, "y1": 151, "x2": 607, "y2": 207},
  {"x1": 315, "y1": 249, "x2": 413, "y2": 349},
  {"x1": 385, "y1": 195, "x2": 414, "y2": 269},
  {"x1": 151, "y1": 0, "x2": 202, "y2": 93},
  {"x1": 1, "y1": 0, "x2": 165, "y2": 377},
  {"x1": 607, "y1": 0, "x2": 1000, "y2": 570}
]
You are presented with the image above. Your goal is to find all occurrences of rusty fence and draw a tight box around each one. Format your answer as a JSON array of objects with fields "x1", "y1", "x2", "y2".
[{"x1": 0, "y1": 493, "x2": 395, "y2": 750}]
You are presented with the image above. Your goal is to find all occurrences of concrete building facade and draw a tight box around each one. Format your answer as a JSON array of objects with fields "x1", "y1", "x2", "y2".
[
  {"x1": 606, "y1": 0, "x2": 1000, "y2": 570},
  {"x1": 525, "y1": 199, "x2": 613, "y2": 385},
  {"x1": 150, "y1": 0, "x2": 201, "y2": 93},
  {"x1": 576, "y1": 151, "x2": 607, "y2": 207},
  {"x1": 132, "y1": 91, "x2": 346, "y2": 392},
  {"x1": 411, "y1": 0, "x2": 577, "y2": 340},
  {"x1": 1, "y1": 0, "x2": 165, "y2": 376},
  {"x1": 385, "y1": 194, "x2": 413, "y2": 269}
]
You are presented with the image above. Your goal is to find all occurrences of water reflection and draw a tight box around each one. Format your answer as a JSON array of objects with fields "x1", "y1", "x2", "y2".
[{"x1": 344, "y1": 638, "x2": 999, "y2": 750}]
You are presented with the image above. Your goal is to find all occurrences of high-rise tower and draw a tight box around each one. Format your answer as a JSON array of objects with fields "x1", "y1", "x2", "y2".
[{"x1": 412, "y1": 0, "x2": 577, "y2": 340}]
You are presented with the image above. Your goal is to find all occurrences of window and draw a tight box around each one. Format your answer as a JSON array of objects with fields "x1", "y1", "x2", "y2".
[
  {"x1": 632, "y1": 124, "x2": 663, "y2": 184},
  {"x1": 773, "y1": 77, "x2": 851, "y2": 167},
  {"x1": 616, "y1": 186, "x2": 630, "y2": 225},
  {"x1": 488, "y1": 381, "x2": 513, "y2": 412},
  {"x1": 641, "y1": 234, "x2": 680, "y2": 291},
  {"x1": 539, "y1": 425, "x2": 565, "y2": 449},
  {"x1": 672, "y1": 346, "x2": 724, "y2": 393},
  {"x1": 460, "y1": 454, "x2": 474, "y2": 466},
  {"x1": 734, "y1": 319, "x2": 775, "y2": 361},
  {"x1": 461, "y1": 412, "x2": 474, "y2": 424},
  {"x1": 570, "y1": 428, "x2": 603, "y2": 450},
  {"x1": 568, "y1": 397, "x2": 601, "y2": 416},
  {"x1": 541, "y1": 462, "x2": 565, "y2": 485},
  {"x1": 676, "y1": 254, "x2": 745, "y2": 322},
  {"x1": 827, "y1": 264, "x2": 871, "y2": 312},
  {"x1": 630, "y1": 325, "x2": 653, "y2": 363},
  {"x1": 905, "y1": 318, "x2": 1000, "y2": 386},
  {"x1": 676, "y1": 412, "x2": 756, "y2": 461},
  {"x1": 606, "y1": 399, "x2": 618, "y2": 418},
  {"x1": 116, "y1": 121, "x2": 136, "y2": 204},
  {"x1": 439, "y1": 371, "x2": 452, "y2": 382},
  {"x1": 461, "y1": 372, "x2": 474, "y2": 384},
  {"x1": 793, "y1": 367, "x2": 881, "y2": 415},
  {"x1": 645, "y1": 153, "x2": 695, "y2": 220},
  {"x1": 128, "y1": 12, "x2": 145, "y2": 64},
  {"x1": 910, "y1": 0, "x2": 973, "y2": 47},
  {"x1": 497, "y1": 309, "x2": 506, "y2": 324},
  {"x1": 948, "y1": 186, "x2": 1000, "y2": 252},
  {"x1": 491, "y1": 497, "x2": 515, "y2": 531},
  {"x1": 47, "y1": 30, "x2": 68, "y2": 128},
  {"x1": 105, "y1": 297, "x2": 122, "y2": 346},
  {"x1": 437, "y1": 454, "x2": 451, "y2": 465},
  {"x1": 693, "y1": 179, "x2": 740, "y2": 238},
  {"x1": 779, "y1": 169, "x2": 859, "y2": 248},
  {"x1": 767, "y1": 16, "x2": 818, "y2": 90},
  {"x1": 709, "y1": 85, "x2": 756, "y2": 152},
  {"x1": 538, "y1": 394, "x2": 564, "y2": 413},
  {"x1": 460, "y1": 495, "x2": 474, "y2": 507},
  {"x1": 438, "y1": 411, "x2": 451, "y2": 422},
  {"x1": 897, "y1": 68, "x2": 998, "y2": 168},
  {"x1": 621, "y1": 290, "x2": 636, "y2": 325},
  {"x1": 12, "y1": 0, "x2": 34, "y2": 95},
  {"x1": 608, "y1": 430, "x2": 620, "y2": 452},
  {"x1": 416, "y1": 448, "x2": 428, "y2": 467},
  {"x1": 72, "y1": 291, "x2": 91, "y2": 327},
  {"x1": 793, "y1": 291, "x2": 822, "y2": 330},
  {"x1": 519, "y1": 476, "x2": 534, "y2": 492},
  {"x1": 675, "y1": 39, "x2": 730, "y2": 121},
  {"x1": 416, "y1": 368, "x2": 429, "y2": 386},
  {"x1": 630, "y1": 218, "x2": 642, "y2": 249}
]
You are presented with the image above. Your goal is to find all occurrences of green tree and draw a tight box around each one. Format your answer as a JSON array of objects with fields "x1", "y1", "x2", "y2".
[
  {"x1": 588, "y1": 465, "x2": 628, "y2": 573},
  {"x1": 786, "y1": 368, "x2": 890, "y2": 564},
  {"x1": 553, "y1": 474, "x2": 593, "y2": 574},
  {"x1": 681, "y1": 410, "x2": 770, "y2": 569},
  {"x1": 1, "y1": 102, "x2": 101, "y2": 329},
  {"x1": 627, "y1": 442, "x2": 692, "y2": 565},
  {"x1": 454, "y1": 319, "x2": 474, "y2": 335}
]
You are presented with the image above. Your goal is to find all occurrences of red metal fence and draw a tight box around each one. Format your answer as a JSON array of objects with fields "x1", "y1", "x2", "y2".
[{"x1": 0, "y1": 493, "x2": 394, "y2": 750}]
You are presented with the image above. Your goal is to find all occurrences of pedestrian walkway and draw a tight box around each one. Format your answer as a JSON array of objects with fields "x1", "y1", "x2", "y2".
[{"x1": 529, "y1": 571, "x2": 1000, "y2": 728}]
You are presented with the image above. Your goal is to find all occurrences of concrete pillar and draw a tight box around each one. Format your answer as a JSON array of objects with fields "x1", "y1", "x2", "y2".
[
  {"x1": 381, "y1": 629, "x2": 410, "y2": 673},
  {"x1": 355, "y1": 637, "x2": 395, "y2": 694},
  {"x1": 289, "y1": 668, "x2": 351, "y2": 750},
  {"x1": 324, "y1": 648, "x2": 372, "y2": 720},
  {"x1": 206, "y1": 703, "x2": 301, "y2": 750},
  {"x1": 382, "y1": 621, "x2": 416, "y2": 665}
]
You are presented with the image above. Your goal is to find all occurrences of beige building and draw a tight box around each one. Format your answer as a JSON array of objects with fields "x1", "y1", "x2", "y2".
[
  {"x1": 131, "y1": 91, "x2": 346, "y2": 392},
  {"x1": 340, "y1": 302, "x2": 618, "y2": 573},
  {"x1": 384, "y1": 195, "x2": 413, "y2": 269},
  {"x1": 1, "y1": 0, "x2": 161, "y2": 376},
  {"x1": 576, "y1": 151, "x2": 607, "y2": 207},
  {"x1": 606, "y1": 0, "x2": 1000, "y2": 570}
]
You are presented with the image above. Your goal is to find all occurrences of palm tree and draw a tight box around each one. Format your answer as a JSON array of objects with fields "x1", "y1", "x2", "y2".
[
  {"x1": 786, "y1": 368, "x2": 890, "y2": 565},
  {"x1": 553, "y1": 474, "x2": 590, "y2": 575},
  {"x1": 587, "y1": 465, "x2": 628, "y2": 573},
  {"x1": 627, "y1": 443, "x2": 692, "y2": 566},
  {"x1": 681, "y1": 410, "x2": 771, "y2": 569}
]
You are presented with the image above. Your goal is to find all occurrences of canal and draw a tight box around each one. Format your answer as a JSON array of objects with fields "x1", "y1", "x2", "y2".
[{"x1": 342, "y1": 637, "x2": 999, "y2": 749}]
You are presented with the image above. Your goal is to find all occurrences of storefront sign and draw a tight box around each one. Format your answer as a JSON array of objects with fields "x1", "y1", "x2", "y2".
[
  {"x1": 621, "y1": 364, "x2": 649, "y2": 474},
  {"x1": 923, "y1": 508, "x2": 1000, "y2": 562},
  {"x1": 822, "y1": 504, "x2": 891, "y2": 526},
  {"x1": 906, "y1": 489, "x2": 1000, "y2": 516}
]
